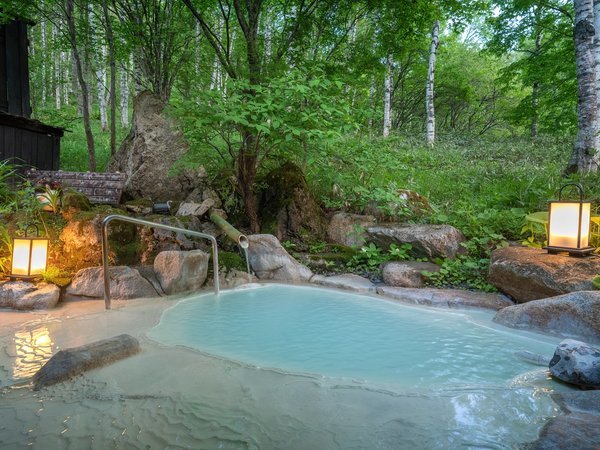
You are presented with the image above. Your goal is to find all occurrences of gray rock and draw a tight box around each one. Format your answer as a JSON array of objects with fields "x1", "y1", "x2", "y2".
[
  {"x1": 32, "y1": 334, "x2": 140, "y2": 390},
  {"x1": 365, "y1": 223, "x2": 466, "y2": 259},
  {"x1": 525, "y1": 413, "x2": 600, "y2": 450},
  {"x1": 488, "y1": 246, "x2": 600, "y2": 302},
  {"x1": 0, "y1": 281, "x2": 60, "y2": 310},
  {"x1": 176, "y1": 199, "x2": 215, "y2": 217},
  {"x1": 327, "y1": 212, "x2": 376, "y2": 247},
  {"x1": 376, "y1": 286, "x2": 513, "y2": 310},
  {"x1": 247, "y1": 234, "x2": 313, "y2": 282},
  {"x1": 492, "y1": 291, "x2": 600, "y2": 343},
  {"x1": 66, "y1": 266, "x2": 159, "y2": 300},
  {"x1": 153, "y1": 250, "x2": 210, "y2": 295},
  {"x1": 138, "y1": 215, "x2": 208, "y2": 264},
  {"x1": 205, "y1": 269, "x2": 258, "y2": 290},
  {"x1": 381, "y1": 261, "x2": 441, "y2": 288},
  {"x1": 549, "y1": 339, "x2": 600, "y2": 388},
  {"x1": 107, "y1": 91, "x2": 205, "y2": 201},
  {"x1": 552, "y1": 391, "x2": 600, "y2": 415},
  {"x1": 310, "y1": 273, "x2": 375, "y2": 293}
]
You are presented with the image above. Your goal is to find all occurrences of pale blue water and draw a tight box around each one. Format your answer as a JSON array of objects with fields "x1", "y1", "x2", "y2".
[{"x1": 148, "y1": 284, "x2": 558, "y2": 388}]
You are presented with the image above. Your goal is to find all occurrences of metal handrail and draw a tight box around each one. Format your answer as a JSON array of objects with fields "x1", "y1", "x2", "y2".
[{"x1": 101, "y1": 214, "x2": 220, "y2": 310}]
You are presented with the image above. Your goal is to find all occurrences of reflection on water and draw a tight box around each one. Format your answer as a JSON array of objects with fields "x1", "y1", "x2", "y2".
[{"x1": 12, "y1": 326, "x2": 54, "y2": 380}]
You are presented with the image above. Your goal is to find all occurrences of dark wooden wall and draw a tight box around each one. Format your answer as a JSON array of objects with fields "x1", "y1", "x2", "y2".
[
  {"x1": 0, "y1": 20, "x2": 63, "y2": 172},
  {"x1": 0, "y1": 20, "x2": 31, "y2": 118},
  {"x1": 0, "y1": 113, "x2": 63, "y2": 172}
]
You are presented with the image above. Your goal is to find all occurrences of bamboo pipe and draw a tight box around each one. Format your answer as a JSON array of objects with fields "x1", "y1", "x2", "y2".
[{"x1": 209, "y1": 210, "x2": 249, "y2": 249}]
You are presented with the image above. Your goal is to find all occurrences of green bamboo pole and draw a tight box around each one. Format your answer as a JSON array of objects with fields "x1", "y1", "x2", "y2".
[{"x1": 209, "y1": 210, "x2": 249, "y2": 248}]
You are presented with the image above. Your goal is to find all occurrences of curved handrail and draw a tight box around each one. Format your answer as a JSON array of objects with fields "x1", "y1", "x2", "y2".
[{"x1": 101, "y1": 214, "x2": 220, "y2": 310}]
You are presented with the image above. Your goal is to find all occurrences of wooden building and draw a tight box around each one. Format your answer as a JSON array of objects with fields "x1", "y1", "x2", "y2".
[{"x1": 0, "y1": 19, "x2": 63, "y2": 172}]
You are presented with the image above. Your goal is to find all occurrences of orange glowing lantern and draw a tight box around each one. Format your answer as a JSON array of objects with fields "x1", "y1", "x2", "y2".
[
  {"x1": 546, "y1": 183, "x2": 593, "y2": 257},
  {"x1": 10, "y1": 224, "x2": 49, "y2": 280}
]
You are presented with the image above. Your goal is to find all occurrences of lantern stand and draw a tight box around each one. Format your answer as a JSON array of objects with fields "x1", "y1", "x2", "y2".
[
  {"x1": 10, "y1": 224, "x2": 49, "y2": 281},
  {"x1": 545, "y1": 183, "x2": 594, "y2": 257}
]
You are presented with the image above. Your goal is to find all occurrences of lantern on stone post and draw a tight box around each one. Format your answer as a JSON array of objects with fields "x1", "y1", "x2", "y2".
[
  {"x1": 10, "y1": 224, "x2": 49, "y2": 280},
  {"x1": 546, "y1": 183, "x2": 593, "y2": 257}
]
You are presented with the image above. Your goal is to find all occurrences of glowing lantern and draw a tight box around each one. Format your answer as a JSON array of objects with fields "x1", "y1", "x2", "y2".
[
  {"x1": 546, "y1": 183, "x2": 593, "y2": 257},
  {"x1": 10, "y1": 224, "x2": 49, "y2": 280}
]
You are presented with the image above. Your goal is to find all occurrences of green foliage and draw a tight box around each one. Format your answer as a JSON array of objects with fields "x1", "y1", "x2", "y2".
[
  {"x1": 422, "y1": 255, "x2": 496, "y2": 292},
  {"x1": 346, "y1": 243, "x2": 412, "y2": 272},
  {"x1": 218, "y1": 251, "x2": 247, "y2": 272},
  {"x1": 593, "y1": 275, "x2": 600, "y2": 290},
  {"x1": 0, "y1": 223, "x2": 12, "y2": 275}
]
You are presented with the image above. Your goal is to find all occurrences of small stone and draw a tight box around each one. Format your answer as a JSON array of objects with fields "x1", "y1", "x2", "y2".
[
  {"x1": 549, "y1": 339, "x2": 600, "y2": 388},
  {"x1": 153, "y1": 250, "x2": 210, "y2": 295},
  {"x1": 382, "y1": 261, "x2": 440, "y2": 288},
  {"x1": 176, "y1": 198, "x2": 215, "y2": 217},
  {"x1": 366, "y1": 223, "x2": 466, "y2": 259},
  {"x1": 311, "y1": 273, "x2": 375, "y2": 293}
]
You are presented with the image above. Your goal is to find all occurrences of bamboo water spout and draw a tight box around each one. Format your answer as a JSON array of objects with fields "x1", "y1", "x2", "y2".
[{"x1": 209, "y1": 211, "x2": 249, "y2": 249}]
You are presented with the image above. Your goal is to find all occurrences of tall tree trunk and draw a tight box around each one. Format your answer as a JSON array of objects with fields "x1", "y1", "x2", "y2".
[
  {"x1": 66, "y1": 0, "x2": 96, "y2": 171},
  {"x1": 383, "y1": 55, "x2": 392, "y2": 137},
  {"x1": 96, "y1": 45, "x2": 108, "y2": 131},
  {"x1": 62, "y1": 52, "x2": 69, "y2": 106},
  {"x1": 567, "y1": 0, "x2": 599, "y2": 173},
  {"x1": 119, "y1": 55, "x2": 131, "y2": 128},
  {"x1": 41, "y1": 14, "x2": 47, "y2": 108},
  {"x1": 426, "y1": 21, "x2": 440, "y2": 146},
  {"x1": 103, "y1": 0, "x2": 117, "y2": 155},
  {"x1": 71, "y1": 48, "x2": 83, "y2": 115},
  {"x1": 594, "y1": 0, "x2": 600, "y2": 129},
  {"x1": 368, "y1": 74, "x2": 375, "y2": 132},
  {"x1": 53, "y1": 23, "x2": 61, "y2": 110},
  {"x1": 531, "y1": 80, "x2": 539, "y2": 138}
]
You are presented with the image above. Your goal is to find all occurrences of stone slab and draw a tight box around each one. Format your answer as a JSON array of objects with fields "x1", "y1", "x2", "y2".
[
  {"x1": 310, "y1": 273, "x2": 375, "y2": 293},
  {"x1": 376, "y1": 286, "x2": 513, "y2": 310}
]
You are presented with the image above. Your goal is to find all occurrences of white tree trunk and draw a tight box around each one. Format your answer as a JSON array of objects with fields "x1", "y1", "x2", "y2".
[
  {"x1": 426, "y1": 21, "x2": 440, "y2": 146},
  {"x1": 52, "y1": 24, "x2": 61, "y2": 110},
  {"x1": 96, "y1": 45, "x2": 108, "y2": 131},
  {"x1": 41, "y1": 17, "x2": 47, "y2": 108},
  {"x1": 593, "y1": 0, "x2": 600, "y2": 128},
  {"x1": 119, "y1": 56, "x2": 130, "y2": 128},
  {"x1": 383, "y1": 55, "x2": 393, "y2": 137},
  {"x1": 568, "y1": 0, "x2": 599, "y2": 173},
  {"x1": 62, "y1": 52, "x2": 69, "y2": 106}
]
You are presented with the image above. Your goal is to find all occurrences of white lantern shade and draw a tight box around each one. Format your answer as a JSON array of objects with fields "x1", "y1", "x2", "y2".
[
  {"x1": 547, "y1": 201, "x2": 591, "y2": 249},
  {"x1": 11, "y1": 238, "x2": 49, "y2": 277}
]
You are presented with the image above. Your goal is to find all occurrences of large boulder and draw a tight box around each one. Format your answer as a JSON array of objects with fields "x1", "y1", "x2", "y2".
[
  {"x1": 153, "y1": 250, "x2": 210, "y2": 295},
  {"x1": 492, "y1": 291, "x2": 600, "y2": 343},
  {"x1": 488, "y1": 246, "x2": 600, "y2": 302},
  {"x1": 107, "y1": 91, "x2": 204, "y2": 202},
  {"x1": 259, "y1": 162, "x2": 328, "y2": 241},
  {"x1": 66, "y1": 266, "x2": 159, "y2": 300},
  {"x1": 0, "y1": 281, "x2": 60, "y2": 310},
  {"x1": 327, "y1": 212, "x2": 376, "y2": 247},
  {"x1": 365, "y1": 224, "x2": 466, "y2": 259},
  {"x1": 549, "y1": 339, "x2": 600, "y2": 388},
  {"x1": 247, "y1": 234, "x2": 313, "y2": 282},
  {"x1": 59, "y1": 210, "x2": 138, "y2": 270},
  {"x1": 382, "y1": 261, "x2": 441, "y2": 288},
  {"x1": 527, "y1": 413, "x2": 600, "y2": 450},
  {"x1": 376, "y1": 286, "x2": 513, "y2": 310}
]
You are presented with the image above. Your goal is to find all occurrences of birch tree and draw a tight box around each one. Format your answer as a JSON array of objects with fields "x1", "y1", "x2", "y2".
[
  {"x1": 567, "y1": 0, "x2": 599, "y2": 173},
  {"x1": 102, "y1": 0, "x2": 117, "y2": 154},
  {"x1": 383, "y1": 54, "x2": 392, "y2": 137},
  {"x1": 426, "y1": 20, "x2": 440, "y2": 146}
]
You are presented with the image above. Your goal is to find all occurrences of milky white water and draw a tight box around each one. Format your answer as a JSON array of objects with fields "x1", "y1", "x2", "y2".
[{"x1": 0, "y1": 285, "x2": 567, "y2": 449}]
